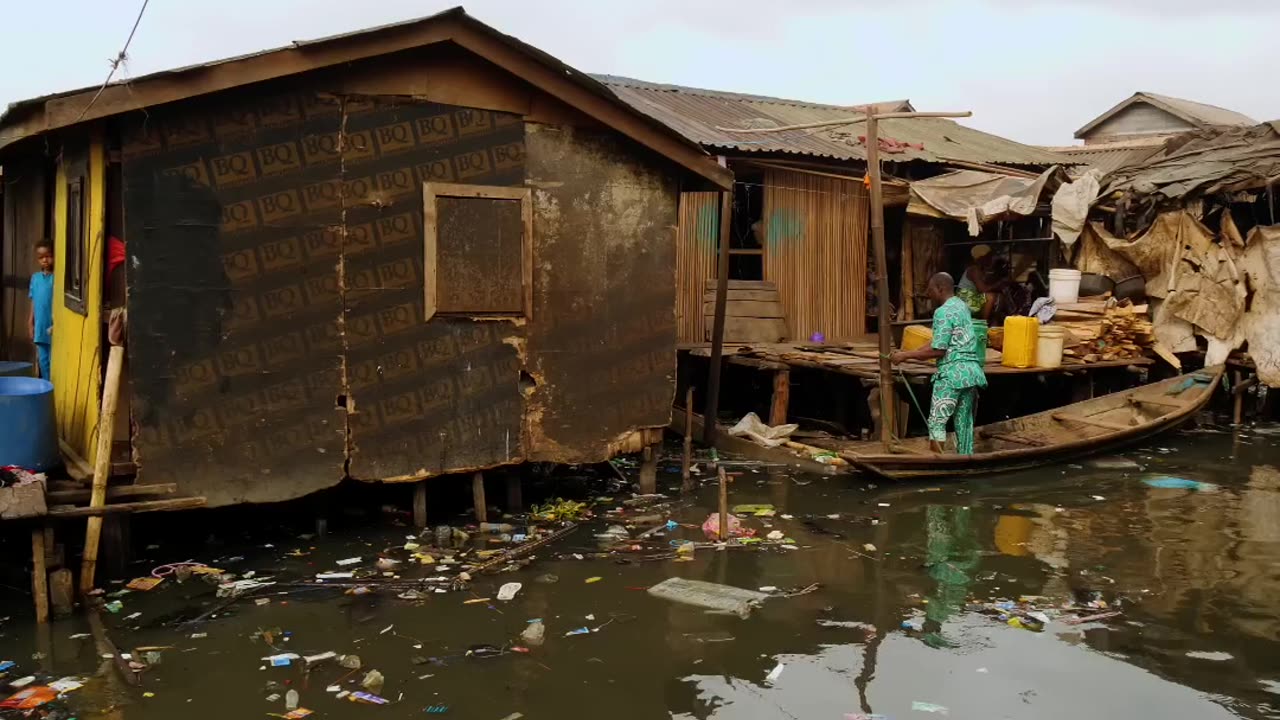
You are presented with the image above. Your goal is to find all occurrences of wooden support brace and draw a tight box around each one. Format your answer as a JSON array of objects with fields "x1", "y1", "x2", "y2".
[
  {"x1": 1052, "y1": 413, "x2": 1135, "y2": 431},
  {"x1": 81, "y1": 344, "x2": 125, "y2": 595},
  {"x1": 682, "y1": 386, "x2": 695, "y2": 494},
  {"x1": 412, "y1": 481, "x2": 428, "y2": 529},
  {"x1": 472, "y1": 472, "x2": 487, "y2": 524},
  {"x1": 717, "y1": 466, "x2": 729, "y2": 541},
  {"x1": 769, "y1": 369, "x2": 791, "y2": 427},
  {"x1": 49, "y1": 497, "x2": 207, "y2": 518},
  {"x1": 32, "y1": 528, "x2": 49, "y2": 623},
  {"x1": 639, "y1": 445, "x2": 658, "y2": 495},
  {"x1": 505, "y1": 473, "x2": 523, "y2": 513}
]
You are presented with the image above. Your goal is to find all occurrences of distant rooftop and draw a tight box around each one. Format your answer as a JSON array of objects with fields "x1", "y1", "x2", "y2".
[{"x1": 1074, "y1": 91, "x2": 1257, "y2": 141}]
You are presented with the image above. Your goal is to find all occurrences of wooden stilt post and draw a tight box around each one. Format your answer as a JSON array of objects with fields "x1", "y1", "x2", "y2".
[
  {"x1": 472, "y1": 472, "x2": 487, "y2": 523},
  {"x1": 770, "y1": 369, "x2": 790, "y2": 427},
  {"x1": 717, "y1": 466, "x2": 729, "y2": 541},
  {"x1": 412, "y1": 480, "x2": 428, "y2": 529},
  {"x1": 1233, "y1": 371, "x2": 1245, "y2": 426},
  {"x1": 32, "y1": 528, "x2": 49, "y2": 623},
  {"x1": 703, "y1": 187, "x2": 733, "y2": 445},
  {"x1": 81, "y1": 344, "x2": 125, "y2": 595},
  {"x1": 639, "y1": 445, "x2": 658, "y2": 494},
  {"x1": 49, "y1": 569, "x2": 74, "y2": 618},
  {"x1": 866, "y1": 115, "x2": 896, "y2": 451},
  {"x1": 505, "y1": 473, "x2": 523, "y2": 512},
  {"x1": 682, "y1": 386, "x2": 695, "y2": 493}
]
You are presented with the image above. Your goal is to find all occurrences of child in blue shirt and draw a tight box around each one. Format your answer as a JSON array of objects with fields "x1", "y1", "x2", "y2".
[{"x1": 28, "y1": 240, "x2": 54, "y2": 380}]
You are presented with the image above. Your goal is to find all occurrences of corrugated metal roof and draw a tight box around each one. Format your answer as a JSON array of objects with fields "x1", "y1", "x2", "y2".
[
  {"x1": 593, "y1": 74, "x2": 1068, "y2": 168},
  {"x1": 1042, "y1": 139, "x2": 1164, "y2": 177}
]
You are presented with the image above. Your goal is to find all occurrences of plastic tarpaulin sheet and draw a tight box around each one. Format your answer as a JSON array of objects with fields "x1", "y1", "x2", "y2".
[
  {"x1": 1051, "y1": 169, "x2": 1103, "y2": 248},
  {"x1": 908, "y1": 167, "x2": 1069, "y2": 236}
]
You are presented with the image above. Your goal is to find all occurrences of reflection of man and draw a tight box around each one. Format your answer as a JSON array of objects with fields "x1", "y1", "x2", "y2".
[
  {"x1": 891, "y1": 273, "x2": 987, "y2": 454},
  {"x1": 921, "y1": 505, "x2": 979, "y2": 648}
]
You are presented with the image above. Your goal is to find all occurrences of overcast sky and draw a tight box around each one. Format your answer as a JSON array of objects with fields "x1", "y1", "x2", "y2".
[{"x1": 2, "y1": 0, "x2": 1276, "y2": 145}]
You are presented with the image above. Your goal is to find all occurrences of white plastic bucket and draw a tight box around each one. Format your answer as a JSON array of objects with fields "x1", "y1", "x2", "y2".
[
  {"x1": 1048, "y1": 268, "x2": 1082, "y2": 304},
  {"x1": 1036, "y1": 324, "x2": 1065, "y2": 369}
]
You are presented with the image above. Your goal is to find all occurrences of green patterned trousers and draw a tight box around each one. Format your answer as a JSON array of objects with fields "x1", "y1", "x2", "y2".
[{"x1": 927, "y1": 381, "x2": 978, "y2": 455}]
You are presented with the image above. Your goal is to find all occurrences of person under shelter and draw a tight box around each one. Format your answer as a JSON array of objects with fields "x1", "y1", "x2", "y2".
[{"x1": 891, "y1": 272, "x2": 987, "y2": 454}]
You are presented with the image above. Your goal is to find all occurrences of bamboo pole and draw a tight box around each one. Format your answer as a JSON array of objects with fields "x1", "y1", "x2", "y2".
[
  {"x1": 703, "y1": 188, "x2": 734, "y2": 444},
  {"x1": 682, "y1": 386, "x2": 694, "y2": 493},
  {"x1": 717, "y1": 466, "x2": 729, "y2": 541},
  {"x1": 80, "y1": 344, "x2": 125, "y2": 596}
]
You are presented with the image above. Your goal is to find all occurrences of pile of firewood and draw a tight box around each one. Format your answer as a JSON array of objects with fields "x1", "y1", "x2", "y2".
[{"x1": 1057, "y1": 297, "x2": 1156, "y2": 363}]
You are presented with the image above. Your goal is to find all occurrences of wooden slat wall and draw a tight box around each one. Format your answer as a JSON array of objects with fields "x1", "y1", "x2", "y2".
[
  {"x1": 675, "y1": 191, "x2": 720, "y2": 343},
  {"x1": 762, "y1": 169, "x2": 869, "y2": 340},
  {"x1": 1, "y1": 158, "x2": 43, "y2": 365}
]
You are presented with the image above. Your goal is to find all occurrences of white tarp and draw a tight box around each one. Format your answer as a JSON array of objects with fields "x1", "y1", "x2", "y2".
[
  {"x1": 1051, "y1": 169, "x2": 1103, "y2": 248},
  {"x1": 907, "y1": 167, "x2": 1065, "y2": 236}
]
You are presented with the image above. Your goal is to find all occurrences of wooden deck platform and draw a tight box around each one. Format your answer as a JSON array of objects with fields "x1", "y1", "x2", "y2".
[{"x1": 683, "y1": 341, "x2": 1152, "y2": 380}]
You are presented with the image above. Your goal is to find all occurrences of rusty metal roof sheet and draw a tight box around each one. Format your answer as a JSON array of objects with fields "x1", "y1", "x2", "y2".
[
  {"x1": 593, "y1": 74, "x2": 1068, "y2": 168},
  {"x1": 1042, "y1": 140, "x2": 1165, "y2": 177}
]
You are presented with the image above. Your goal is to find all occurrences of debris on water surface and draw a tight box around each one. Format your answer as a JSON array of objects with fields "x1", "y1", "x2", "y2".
[
  {"x1": 1143, "y1": 476, "x2": 1216, "y2": 491},
  {"x1": 765, "y1": 662, "x2": 784, "y2": 684},
  {"x1": 912, "y1": 701, "x2": 949, "y2": 714},
  {"x1": 1186, "y1": 651, "x2": 1234, "y2": 661},
  {"x1": 647, "y1": 578, "x2": 769, "y2": 619}
]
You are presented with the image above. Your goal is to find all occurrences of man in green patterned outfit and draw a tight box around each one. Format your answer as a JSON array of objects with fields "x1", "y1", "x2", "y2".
[{"x1": 891, "y1": 273, "x2": 988, "y2": 454}]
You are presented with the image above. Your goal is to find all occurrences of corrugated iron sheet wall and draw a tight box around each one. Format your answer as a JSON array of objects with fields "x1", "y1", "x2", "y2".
[
  {"x1": 762, "y1": 169, "x2": 868, "y2": 340},
  {"x1": 675, "y1": 191, "x2": 720, "y2": 343}
]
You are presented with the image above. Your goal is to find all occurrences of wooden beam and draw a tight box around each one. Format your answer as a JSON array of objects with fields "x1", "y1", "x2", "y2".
[
  {"x1": 867, "y1": 114, "x2": 895, "y2": 450},
  {"x1": 49, "y1": 497, "x2": 207, "y2": 518},
  {"x1": 81, "y1": 344, "x2": 125, "y2": 596},
  {"x1": 412, "y1": 481, "x2": 428, "y2": 529},
  {"x1": 1052, "y1": 413, "x2": 1135, "y2": 431},
  {"x1": 682, "y1": 387, "x2": 695, "y2": 493},
  {"x1": 638, "y1": 445, "x2": 658, "y2": 494},
  {"x1": 980, "y1": 431, "x2": 1046, "y2": 447},
  {"x1": 717, "y1": 466, "x2": 729, "y2": 541},
  {"x1": 47, "y1": 483, "x2": 176, "y2": 504},
  {"x1": 472, "y1": 472, "x2": 487, "y2": 523},
  {"x1": 505, "y1": 473, "x2": 523, "y2": 512},
  {"x1": 702, "y1": 188, "x2": 733, "y2": 444},
  {"x1": 770, "y1": 369, "x2": 791, "y2": 426},
  {"x1": 31, "y1": 528, "x2": 49, "y2": 624},
  {"x1": 1127, "y1": 396, "x2": 1183, "y2": 410}
]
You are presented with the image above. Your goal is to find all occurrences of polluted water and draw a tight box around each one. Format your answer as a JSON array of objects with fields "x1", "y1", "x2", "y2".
[{"x1": 1, "y1": 427, "x2": 1279, "y2": 719}]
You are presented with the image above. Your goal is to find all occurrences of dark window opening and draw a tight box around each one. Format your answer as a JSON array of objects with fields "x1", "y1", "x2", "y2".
[
  {"x1": 727, "y1": 174, "x2": 765, "y2": 281},
  {"x1": 64, "y1": 177, "x2": 87, "y2": 315}
]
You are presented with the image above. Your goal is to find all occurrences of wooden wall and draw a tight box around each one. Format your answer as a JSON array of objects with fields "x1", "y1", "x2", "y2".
[
  {"x1": 52, "y1": 132, "x2": 105, "y2": 463},
  {"x1": 113, "y1": 45, "x2": 686, "y2": 506},
  {"x1": 674, "y1": 191, "x2": 719, "y2": 343},
  {"x1": 762, "y1": 169, "x2": 869, "y2": 341},
  {"x1": 1, "y1": 156, "x2": 44, "y2": 366}
]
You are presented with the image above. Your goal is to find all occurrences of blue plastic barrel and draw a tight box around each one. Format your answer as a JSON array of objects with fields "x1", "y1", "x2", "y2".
[
  {"x1": 0, "y1": 361, "x2": 32, "y2": 377},
  {"x1": 0, "y1": 377, "x2": 58, "y2": 471}
]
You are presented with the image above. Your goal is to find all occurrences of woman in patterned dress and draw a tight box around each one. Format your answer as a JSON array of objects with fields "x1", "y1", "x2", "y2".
[{"x1": 890, "y1": 273, "x2": 988, "y2": 454}]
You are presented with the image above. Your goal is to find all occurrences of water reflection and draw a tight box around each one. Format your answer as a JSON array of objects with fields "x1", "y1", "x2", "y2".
[{"x1": 3, "y1": 429, "x2": 1280, "y2": 719}]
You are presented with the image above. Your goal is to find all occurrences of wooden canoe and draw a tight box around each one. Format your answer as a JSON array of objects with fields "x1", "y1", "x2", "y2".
[{"x1": 828, "y1": 366, "x2": 1223, "y2": 480}]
